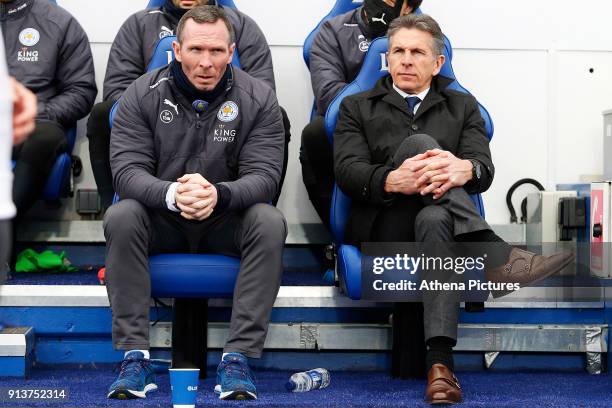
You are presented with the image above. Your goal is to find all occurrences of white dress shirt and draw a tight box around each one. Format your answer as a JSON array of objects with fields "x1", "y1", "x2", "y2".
[{"x1": 392, "y1": 84, "x2": 430, "y2": 115}]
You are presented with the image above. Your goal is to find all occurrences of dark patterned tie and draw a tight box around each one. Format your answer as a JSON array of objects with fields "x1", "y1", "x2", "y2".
[{"x1": 405, "y1": 96, "x2": 421, "y2": 116}]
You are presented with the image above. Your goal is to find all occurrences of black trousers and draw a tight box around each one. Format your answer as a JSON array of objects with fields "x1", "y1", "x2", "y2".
[
  {"x1": 12, "y1": 120, "x2": 67, "y2": 218},
  {"x1": 366, "y1": 134, "x2": 490, "y2": 378},
  {"x1": 88, "y1": 101, "x2": 292, "y2": 209},
  {"x1": 299, "y1": 116, "x2": 333, "y2": 228},
  {"x1": 86, "y1": 100, "x2": 115, "y2": 210}
]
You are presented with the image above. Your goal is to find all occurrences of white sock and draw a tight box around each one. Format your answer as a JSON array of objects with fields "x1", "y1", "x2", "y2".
[
  {"x1": 222, "y1": 352, "x2": 229, "y2": 359},
  {"x1": 125, "y1": 350, "x2": 150, "y2": 359}
]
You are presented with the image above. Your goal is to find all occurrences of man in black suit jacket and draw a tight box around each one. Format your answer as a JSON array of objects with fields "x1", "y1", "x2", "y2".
[{"x1": 334, "y1": 13, "x2": 573, "y2": 405}]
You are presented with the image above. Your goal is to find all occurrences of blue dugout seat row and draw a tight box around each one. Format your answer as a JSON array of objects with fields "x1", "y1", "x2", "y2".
[{"x1": 324, "y1": 33, "x2": 494, "y2": 300}]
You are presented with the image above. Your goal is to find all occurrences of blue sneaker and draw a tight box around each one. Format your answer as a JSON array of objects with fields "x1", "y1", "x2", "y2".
[
  {"x1": 214, "y1": 353, "x2": 257, "y2": 400},
  {"x1": 107, "y1": 351, "x2": 157, "y2": 399}
]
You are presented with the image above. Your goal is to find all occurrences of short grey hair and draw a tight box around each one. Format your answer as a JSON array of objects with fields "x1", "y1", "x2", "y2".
[
  {"x1": 176, "y1": 5, "x2": 235, "y2": 44},
  {"x1": 387, "y1": 13, "x2": 445, "y2": 56}
]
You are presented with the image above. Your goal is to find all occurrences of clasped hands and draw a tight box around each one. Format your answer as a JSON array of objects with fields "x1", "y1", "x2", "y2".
[
  {"x1": 174, "y1": 173, "x2": 218, "y2": 221},
  {"x1": 10, "y1": 76, "x2": 37, "y2": 145},
  {"x1": 384, "y1": 149, "x2": 472, "y2": 200}
]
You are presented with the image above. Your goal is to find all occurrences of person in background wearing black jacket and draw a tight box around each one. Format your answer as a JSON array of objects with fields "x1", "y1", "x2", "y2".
[
  {"x1": 0, "y1": 0, "x2": 96, "y2": 221},
  {"x1": 105, "y1": 6, "x2": 286, "y2": 401},
  {"x1": 88, "y1": 0, "x2": 289, "y2": 210},
  {"x1": 301, "y1": 0, "x2": 421, "y2": 228},
  {"x1": 334, "y1": 14, "x2": 573, "y2": 405}
]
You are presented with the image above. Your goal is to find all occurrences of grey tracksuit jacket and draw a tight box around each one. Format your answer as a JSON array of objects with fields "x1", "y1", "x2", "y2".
[
  {"x1": 103, "y1": 2, "x2": 275, "y2": 102},
  {"x1": 310, "y1": 7, "x2": 371, "y2": 114},
  {"x1": 0, "y1": 0, "x2": 96, "y2": 128},
  {"x1": 110, "y1": 65, "x2": 284, "y2": 211}
]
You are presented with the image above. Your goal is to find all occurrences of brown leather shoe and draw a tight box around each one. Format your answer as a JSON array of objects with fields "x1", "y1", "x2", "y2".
[
  {"x1": 425, "y1": 364, "x2": 462, "y2": 405},
  {"x1": 486, "y1": 248, "x2": 575, "y2": 298}
]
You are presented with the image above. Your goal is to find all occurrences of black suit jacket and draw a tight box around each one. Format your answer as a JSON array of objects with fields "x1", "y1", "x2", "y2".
[{"x1": 333, "y1": 74, "x2": 494, "y2": 244}]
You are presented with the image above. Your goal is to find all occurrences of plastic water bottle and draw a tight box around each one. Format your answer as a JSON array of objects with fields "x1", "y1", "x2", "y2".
[{"x1": 285, "y1": 368, "x2": 330, "y2": 392}]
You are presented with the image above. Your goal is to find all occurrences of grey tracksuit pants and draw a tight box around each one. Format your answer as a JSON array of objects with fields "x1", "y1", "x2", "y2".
[{"x1": 103, "y1": 199, "x2": 287, "y2": 358}]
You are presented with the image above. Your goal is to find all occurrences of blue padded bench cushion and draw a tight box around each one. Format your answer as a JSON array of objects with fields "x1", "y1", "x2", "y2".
[{"x1": 149, "y1": 254, "x2": 240, "y2": 298}]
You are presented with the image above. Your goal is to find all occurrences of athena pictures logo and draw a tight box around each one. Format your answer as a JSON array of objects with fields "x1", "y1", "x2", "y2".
[
  {"x1": 217, "y1": 101, "x2": 239, "y2": 123},
  {"x1": 19, "y1": 28, "x2": 40, "y2": 47}
]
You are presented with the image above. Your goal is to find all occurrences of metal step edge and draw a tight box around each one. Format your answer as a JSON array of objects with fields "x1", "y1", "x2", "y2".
[
  {"x1": 0, "y1": 327, "x2": 35, "y2": 357},
  {"x1": 16, "y1": 221, "x2": 332, "y2": 245},
  {"x1": 16, "y1": 221, "x2": 525, "y2": 246},
  {"x1": 0, "y1": 285, "x2": 605, "y2": 308},
  {"x1": 150, "y1": 322, "x2": 609, "y2": 353}
]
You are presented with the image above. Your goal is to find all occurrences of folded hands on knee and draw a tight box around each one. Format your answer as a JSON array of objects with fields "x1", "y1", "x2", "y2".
[
  {"x1": 174, "y1": 173, "x2": 218, "y2": 221},
  {"x1": 385, "y1": 149, "x2": 472, "y2": 200}
]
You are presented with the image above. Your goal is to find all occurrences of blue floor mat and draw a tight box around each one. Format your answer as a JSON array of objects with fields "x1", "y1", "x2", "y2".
[{"x1": 1, "y1": 367, "x2": 611, "y2": 407}]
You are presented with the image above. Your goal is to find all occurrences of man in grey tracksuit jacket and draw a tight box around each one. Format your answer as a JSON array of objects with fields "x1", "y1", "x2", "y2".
[
  {"x1": 88, "y1": 0, "x2": 289, "y2": 210},
  {"x1": 1, "y1": 0, "x2": 96, "y2": 219},
  {"x1": 300, "y1": 0, "x2": 421, "y2": 228},
  {"x1": 104, "y1": 21, "x2": 286, "y2": 378}
]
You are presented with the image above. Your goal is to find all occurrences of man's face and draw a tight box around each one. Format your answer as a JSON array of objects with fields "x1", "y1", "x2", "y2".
[
  {"x1": 172, "y1": 0, "x2": 208, "y2": 9},
  {"x1": 387, "y1": 27, "x2": 444, "y2": 94},
  {"x1": 172, "y1": 19, "x2": 235, "y2": 91},
  {"x1": 382, "y1": 0, "x2": 414, "y2": 16}
]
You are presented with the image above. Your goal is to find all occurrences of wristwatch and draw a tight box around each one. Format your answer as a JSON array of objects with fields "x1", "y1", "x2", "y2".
[{"x1": 469, "y1": 159, "x2": 482, "y2": 181}]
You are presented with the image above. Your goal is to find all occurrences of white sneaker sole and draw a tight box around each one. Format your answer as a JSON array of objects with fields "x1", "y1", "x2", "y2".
[
  {"x1": 215, "y1": 384, "x2": 256, "y2": 400},
  {"x1": 107, "y1": 383, "x2": 158, "y2": 399}
]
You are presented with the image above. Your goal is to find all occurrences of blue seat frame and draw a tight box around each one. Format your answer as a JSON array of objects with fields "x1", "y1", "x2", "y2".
[{"x1": 324, "y1": 35, "x2": 494, "y2": 300}]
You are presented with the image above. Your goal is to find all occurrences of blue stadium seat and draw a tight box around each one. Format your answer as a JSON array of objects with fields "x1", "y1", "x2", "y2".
[
  {"x1": 324, "y1": 35, "x2": 494, "y2": 300},
  {"x1": 147, "y1": 0, "x2": 237, "y2": 8}
]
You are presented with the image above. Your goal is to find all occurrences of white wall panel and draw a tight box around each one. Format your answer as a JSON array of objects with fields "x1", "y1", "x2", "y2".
[
  {"x1": 423, "y1": 0, "x2": 553, "y2": 51},
  {"x1": 452, "y1": 49, "x2": 549, "y2": 224},
  {"x1": 554, "y1": 0, "x2": 612, "y2": 52},
  {"x1": 271, "y1": 46, "x2": 321, "y2": 223},
  {"x1": 59, "y1": 0, "x2": 144, "y2": 43},
  {"x1": 555, "y1": 51, "x2": 612, "y2": 182}
]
